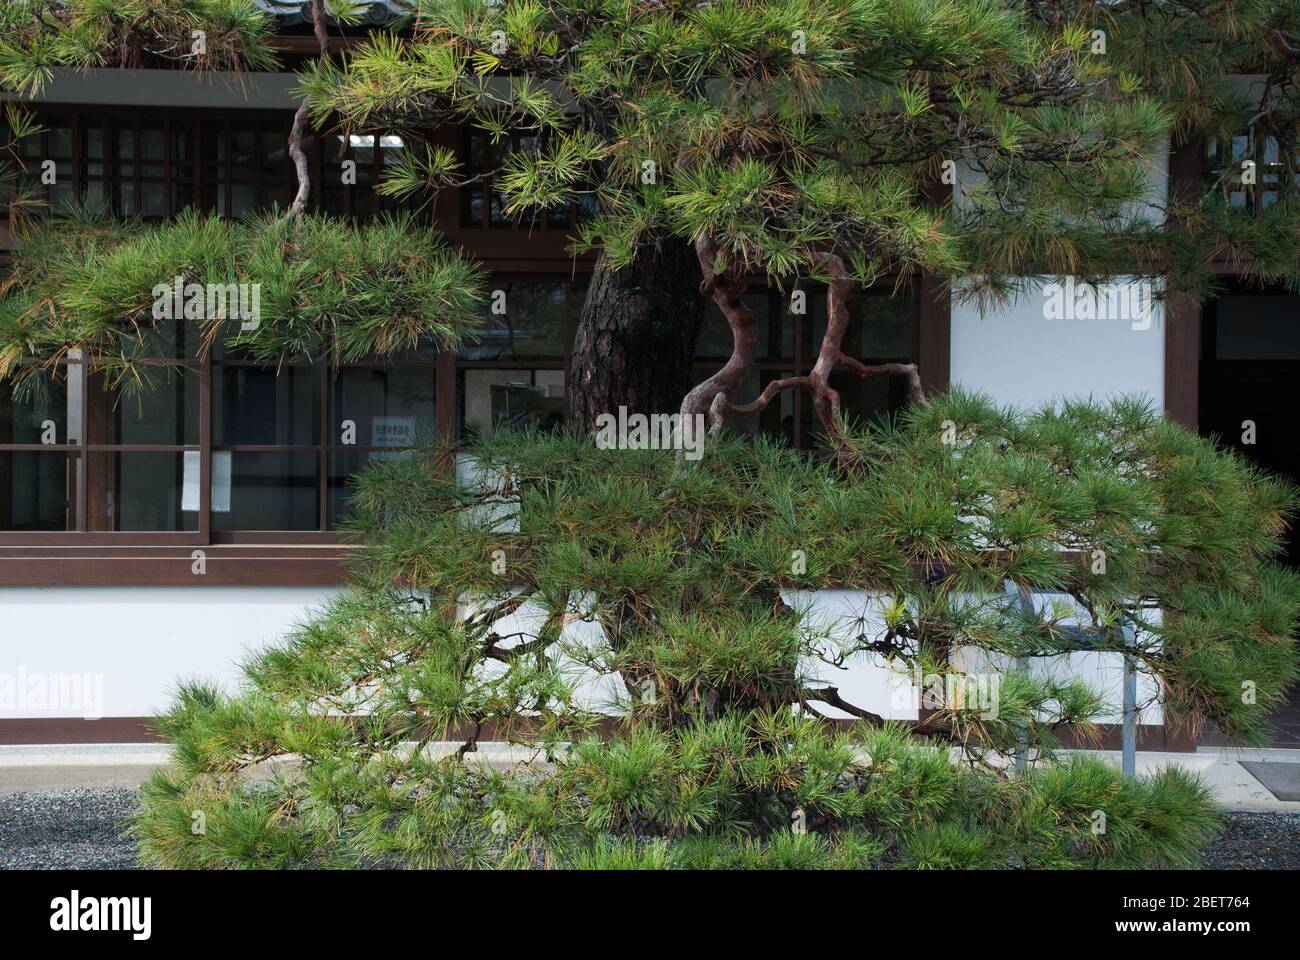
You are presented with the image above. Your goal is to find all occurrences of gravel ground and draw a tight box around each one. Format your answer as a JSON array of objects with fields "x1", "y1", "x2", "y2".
[
  {"x1": 1, "y1": 789, "x2": 1296, "y2": 869},
  {"x1": 1198, "y1": 811, "x2": 1300, "y2": 870},
  {"x1": 0, "y1": 789, "x2": 140, "y2": 870}
]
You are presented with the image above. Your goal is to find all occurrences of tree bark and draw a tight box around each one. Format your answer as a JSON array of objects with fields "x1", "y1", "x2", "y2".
[
  {"x1": 568, "y1": 236, "x2": 705, "y2": 429},
  {"x1": 678, "y1": 234, "x2": 761, "y2": 426},
  {"x1": 286, "y1": 0, "x2": 327, "y2": 222}
]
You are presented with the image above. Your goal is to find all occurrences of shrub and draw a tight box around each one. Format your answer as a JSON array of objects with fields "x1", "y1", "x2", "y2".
[{"x1": 133, "y1": 392, "x2": 1297, "y2": 868}]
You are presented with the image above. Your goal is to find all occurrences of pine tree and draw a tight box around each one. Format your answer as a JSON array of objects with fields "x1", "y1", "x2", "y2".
[
  {"x1": 0, "y1": 1, "x2": 1298, "y2": 869},
  {"x1": 130, "y1": 396, "x2": 1297, "y2": 868},
  {"x1": 304, "y1": 0, "x2": 1300, "y2": 448},
  {"x1": 3, "y1": 2, "x2": 1298, "y2": 424}
]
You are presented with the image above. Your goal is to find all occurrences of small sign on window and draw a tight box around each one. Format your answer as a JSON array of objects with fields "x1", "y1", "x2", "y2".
[{"x1": 371, "y1": 416, "x2": 416, "y2": 449}]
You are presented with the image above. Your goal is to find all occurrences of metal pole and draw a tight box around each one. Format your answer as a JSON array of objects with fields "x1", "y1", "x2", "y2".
[
  {"x1": 1012, "y1": 583, "x2": 1034, "y2": 776},
  {"x1": 1121, "y1": 625, "x2": 1137, "y2": 778},
  {"x1": 1015, "y1": 655, "x2": 1028, "y2": 775}
]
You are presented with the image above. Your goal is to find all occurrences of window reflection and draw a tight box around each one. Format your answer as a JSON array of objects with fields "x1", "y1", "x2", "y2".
[
  {"x1": 460, "y1": 281, "x2": 568, "y2": 361},
  {"x1": 0, "y1": 373, "x2": 72, "y2": 445},
  {"x1": 212, "y1": 451, "x2": 320, "y2": 532},
  {"x1": 214, "y1": 366, "x2": 319, "y2": 446},
  {"x1": 0, "y1": 452, "x2": 73, "y2": 531},
  {"x1": 458, "y1": 369, "x2": 565, "y2": 436},
  {"x1": 89, "y1": 369, "x2": 199, "y2": 446},
  {"x1": 330, "y1": 367, "x2": 434, "y2": 448},
  {"x1": 86, "y1": 451, "x2": 196, "y2": 532}
]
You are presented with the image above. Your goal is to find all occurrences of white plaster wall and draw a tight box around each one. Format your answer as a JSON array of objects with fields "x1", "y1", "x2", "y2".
[
  {"x1": 945, "y1": 144, "x2": 1169, "y2": 725},
  {"x1": 793, "y1": 590, "x2": 1159, "y2": 724},
  {"x1": 950, "y1": 277, "x2": 1165, "y2": 410},
  {"x1": 0, "y1": 587, "x2": 343, "y2": 719},
  {"x1": 949, "y1": 142, "x2": 1169, "y2": 411},
  {"x1": 0, "y1": 584, "x2": 1156, "y2": 728},
  {"x1": 787, "y1": 589, "x2": 919, "y2": 721}
]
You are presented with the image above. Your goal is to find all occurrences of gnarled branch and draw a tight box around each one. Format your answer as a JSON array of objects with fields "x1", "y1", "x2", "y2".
[
  {"x1": 287, "y1": 0, "x2": 328, "y2": 221},
  {"x1": 686, "y1": 239, "x2": 928, "y2": 458}
]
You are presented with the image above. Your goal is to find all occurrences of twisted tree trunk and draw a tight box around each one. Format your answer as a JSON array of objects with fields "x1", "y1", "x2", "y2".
[{"x1": 683, "y1": 237, "x2": 926, "y2": 457}]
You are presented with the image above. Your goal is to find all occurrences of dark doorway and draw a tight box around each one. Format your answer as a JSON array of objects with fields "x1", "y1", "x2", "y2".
[
  {"x1": 1199, "y1": 282, "x2": 1300, "y2": 748},
  {"x1": 1200, "y1": 283, "x2": 1300, "y2": 564}
]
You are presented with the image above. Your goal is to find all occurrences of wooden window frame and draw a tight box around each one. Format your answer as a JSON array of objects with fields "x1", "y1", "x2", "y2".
[
  {"x1": 6, "y1": 106, "x2": 420, "y2": 222},
  {"x1": 0, "y1": 109, "x2": 956, "y2": 577},
  {"x1": 1203, "y1": 120, "x2": 1300, "y2": 215},
  {"x1": 452, "y1": 275, "x2": 582, "y2": 440},
  {"x1": 0, "y1": 352, "x2": 443, "y2": 547}
]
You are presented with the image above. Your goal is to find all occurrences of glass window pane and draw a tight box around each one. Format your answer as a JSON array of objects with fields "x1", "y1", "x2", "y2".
[
  {"x1": 689, "y1": 367, "x2": 792, "y2": 443},
  {"x1": 141, "y1": 181, "x2": 166, "y2": 216},
  {"x1": 230, "y1": 182, "x2": 256, "y2": 217},
  {"x1": 458, "y1": 369, "x2": 565, "y2": 437},
  {"x1": 49, "y1": 183, "x2": 73, "y2": 212},
  {"x1": 546, "y1": 202, "x2": 570, "y2": 229},
  {"x1": 49, "y1": 124, "x2": 72, "y2": 158},
  {"x1": 261, "y1": 130, "x2": 287, "y2": 191},
  {"x1": 214, "y1": 366, "x2": 319, "y2": 446},
  {"x1": 695, "y1": 293, "x2": 777, "y2": 360},
  {"x1": 801, "y1": 369, "x2": 904, "y2": 449},
  {"x1": 847, "y1": 290, "x2": 913, "y2": 361},
  {"x1": 212, "y1": 451, "x2": 320, "y2": 531},
  {"x1": 466, "y1": 190, "x2": 484, "y2": 227},
  {"x1": 83, "y1": 125, "x2": 104, "y2": 160},
  {"x1": 0, "y1": 374, "x2": 71, "y2": 445},
  {"x1": 141, "y1": 127, "x2": 164, "y2": 161},
  {"x1": 18, "y1": 131, "x2": 42, "y2": 158},
  {"x1": 328, "y1": 449, "x2": 410, "y2": 529},
  {"x1": 173, "y1": 126, "x2": 189, "y2": 162},
  {"x1": 0, "y1": 452, "x2": 73, "y2": 531},
  {"x1": 129, "y1": 317, "x2": 202, "y2": 360},
  {"x1": 489, "y1": 189, "x2": 510, "y2": 226},
  {"x1": 380, "y1": 134, "x2": 405, "y2": 167},
  {"x1": 576, "y1": 191, "x2": 599, "y2": 224},
  {"x1": 86, "y1": 451, "x2": 197, "y2": 532},
  {"x1": 804, "y1": 288, "x2": 912, "y2": 362},
  {"x1": 90, "y1": 370, "x2": 199, "y2": 446},
  {"x1": 1215, "y1": 294, "x2": 1300, "y2": 360},
  {"x1": 350, "y1": 134, "x2": 375, "y2": 169},
  {"x1": 460, "y1": 281, "x2": 568, "y2": 361},
  {"x1": 116, "y1": 181, "x2": 135, "y2": 215},
  {"x1": 351, "y1": 186, "x2": 374, "y2": 219},
  {"x1": 329, "y1": 367, "x2": 434, "y2": 449},
  {"x1": 231, "y1": 130, "x2": 255, "y2": 165},
  {"x1": 115, "y1": 127, "x2": 135, "y2": 161},
  {"x1": 206, "y1": 125, "x2": 225, "y2": 163}
]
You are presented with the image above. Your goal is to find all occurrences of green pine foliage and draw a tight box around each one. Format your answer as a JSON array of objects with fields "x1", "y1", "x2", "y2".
[
  {"x1": 132, "y1": 394, "x2": 1296, "y2": 868},
  {"x1": 0, "y1": 0, "x2": 279, "y2": 93},
  {"x1": 304, "y1": 0, "x2": 1300, "y2": 299},
  {"x1": 0, "y1": 208, "x2": 485, "y2": 390}
]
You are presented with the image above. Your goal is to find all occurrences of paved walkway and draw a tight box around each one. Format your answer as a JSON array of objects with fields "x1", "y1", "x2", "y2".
[
  {"x1": 2, "y1": 742, "x2": 1299, "y2": 810},
  {"x1": 1067, "y1": 746, "x2": 1300, "y2": 811}
]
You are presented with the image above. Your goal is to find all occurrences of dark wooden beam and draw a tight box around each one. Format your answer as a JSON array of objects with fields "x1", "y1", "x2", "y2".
[{"x1": 1165, "y1": 134, "x2": 1205, "y2": 429}]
